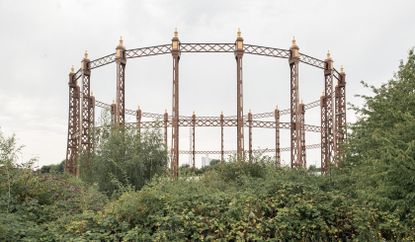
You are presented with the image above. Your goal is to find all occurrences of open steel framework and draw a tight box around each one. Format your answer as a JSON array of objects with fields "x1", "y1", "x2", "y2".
[{"x1": 65, "y1": 30, "x2": 347, "y2": 178}]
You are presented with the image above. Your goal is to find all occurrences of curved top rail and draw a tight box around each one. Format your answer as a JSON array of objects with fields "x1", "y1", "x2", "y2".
[
  {"x1": 244, "y1": 44, "x2": 290, "y2": 59},
  {"x1": 87, "y1": 43, "x2": 327, "y2": 70},
  {"x1": 181, "y1": 43, "x2": 235, "y2": 53},
  {"x1": 126, "y1": 44, "x2": 171, "y2": 59}
]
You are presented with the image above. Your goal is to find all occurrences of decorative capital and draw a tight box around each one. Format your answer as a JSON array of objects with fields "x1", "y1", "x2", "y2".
[
  {"x1": 235, "y1": 28, "x2": 244, "y2": 52},
  {"x1": 82, "y1": 51, "x2": 91, "y2": 74},
  {"x1": 171, "y1": 28, "x2": 180, "y2": 52},
  {"x1": 289, "y1": 37, "x2": 300, "y2": 60}
]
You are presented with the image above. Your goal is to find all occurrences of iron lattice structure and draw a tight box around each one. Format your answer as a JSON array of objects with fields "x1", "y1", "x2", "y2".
[{"x1": 65, "y1": 31, "x2": 347, "y2": 178}]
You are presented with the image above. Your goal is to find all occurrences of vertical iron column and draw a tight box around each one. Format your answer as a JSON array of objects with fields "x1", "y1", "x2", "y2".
[
  {"x1": 289, "y1": 39, "x2": 301, "y2": 168},
  {"x1": 75, "y1": 85, "x2": 81, "y2": 177},
  {"x1": 324, "y1": 52, "x2": 334, "y2": 168},
  {"x1": 81, "y1": 51, "x2": 92, "y2": 169},
  {"x1": 235, "y1": 29, "x2": 244, "y2": 161},
  {"x1": 65, "y1": 67, "x2": 80, "y2": 175},
  {"x1": 164, "y1": 110, "x2": 168, "y2": 149},
  {"x1": 334, "y1": 85, "x2": 339, "y2": 160},
  {"x1": 115, "y1": 37, "x2": 126, "y2": 125},
  {"x1": 220, "y1": 112, "x2": 224, "y2": 163},
  {"x1": 299, "y1": 103, "x2": 306, "y2": 167},
  {"x1": 335, "y1": 67, "x2": 347, "y2": 163},
  {"x1": 171, "y1": 30, "x2": 181, "y2": 179},
  {"x1": 191, "y1": 112, "x2": 196, "y2": 169},
  {"x1": 110, "y1": 102, "x2": 117, "y2": 126},
  {"x1": 89, "y1": 94, "x2": 95, "y2": 153},
  {"x1": 248, "y1": 111, "x2": 253, "y2": 162},
  {"x1": 274, "y1": 107, "x2": 280, "y2": 166},
  {"x1": 320, "y1": 93, "x2": 328, "y2": 173},
  {"x1": 136, "y1": 106, "x2": 142, "y2": 137},
  {"x1": 192, "y1": 112, "x2": 196, "y2": 169}
]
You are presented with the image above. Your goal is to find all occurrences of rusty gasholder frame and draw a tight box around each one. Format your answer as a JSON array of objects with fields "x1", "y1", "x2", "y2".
[{"x1": 65, "y1": 30, "x2": 347, "y2": 178}]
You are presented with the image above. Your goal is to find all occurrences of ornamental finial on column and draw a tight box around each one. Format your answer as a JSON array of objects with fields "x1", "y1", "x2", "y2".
[
  {"x1": 70, "y1": 65, "x2": 75, "y2": 74},
  {"x1": 174, "y1": 28, "x2": 178, "y2": 38},
  {"x1": 118, "y1": 36, "x2": 124, "y2": 48},
  {"x1": 326, "y1": 51, "x2": 332, "y2": 61},
  {"x1": 84, "y1": 50, "x2": 89, "y2": 59},
  {"x1": 340, "y1": 65, "x2": 345, "y2": 74},
  {"x1": 291, "y1": 37, "x2": 299, "y2": 49}
]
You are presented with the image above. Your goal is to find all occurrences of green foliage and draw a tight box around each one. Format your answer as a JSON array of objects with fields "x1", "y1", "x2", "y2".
[
  {"x1": 40, "y1": 160, "x2": 64, "y2": 173},
  {"x1": 343, "y1": 49, "x2": 415, "y2": 233},
  {"x1": 96, "y1": 162, "x2": 403, "y2": 240},
  {"x1": 81, "y1": 124, "x2": 168, "y2": 195}
]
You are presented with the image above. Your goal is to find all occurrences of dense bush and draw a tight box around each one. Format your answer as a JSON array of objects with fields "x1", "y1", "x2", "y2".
[
  {"x1": 81, "y1": 125, "x2": 168, "y2": 195},
  {"x1": 90, "y1": 163, "x2": 403, "y2": 241}
]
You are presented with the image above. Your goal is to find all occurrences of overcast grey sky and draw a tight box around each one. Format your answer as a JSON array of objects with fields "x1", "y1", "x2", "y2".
[{"x1": 0, "y1": 0, "x2": 414, "y2": 168}]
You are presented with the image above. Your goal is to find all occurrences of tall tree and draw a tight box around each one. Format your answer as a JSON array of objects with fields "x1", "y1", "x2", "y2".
[{"x1": 345, "y1": 49, "x2": 415, "y2": 228}]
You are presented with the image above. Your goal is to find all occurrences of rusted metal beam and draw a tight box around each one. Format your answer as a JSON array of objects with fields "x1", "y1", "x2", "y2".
[
  {"x1": 299, "y1": 103, "x2": 306, "y2": 167},
  {"x1": 335, "y1": 67, "x2": 347, "y2": 163},
  {"x1": 80, "y1": 51, "x2": 92, "y2": 172},
  {"x1": 164, "y1": 110, "x2": 168, "y2": 148},
  {"x1": 65, "y1": 66, "x2": 80, "y2": 175},
  {"x1": 220, "y1": 112, "x2": 224, "y2": 163},
  {"x1": 171, "y1": 30, "x2": 181, "y2": 179},
  {"x1": 289, "y1": 38, "x2": 301, "y2": 168},
  {"x1": 274, "y1": 107, "x2": 280, "y2": 166},
  {"x1": 324, "y1": 52, "x2": 335, "y2": 169},
  {"x1": 192, "y1": 112, "x2": 196, "y2": 169},
  {"x1": 248, "y1": 111, "x2": 253, "y2": 162},
  {"x1": 320, "y1": 94, "x2": 328, "y2": 173},
  {"x1": 235, "y1": 29, "x2": 244, "y2": 161},
  {"x1": 115, "y1": 37, "x2": 126, "y2": 125}
]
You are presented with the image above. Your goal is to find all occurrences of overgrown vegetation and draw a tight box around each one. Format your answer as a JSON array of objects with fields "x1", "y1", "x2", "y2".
[
  {"x1": 81, "y1": 125, "x2": 168, "y2": 195},
  {"x1": 0, "y1": 50, "x2": 414, "y2": 240}
]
